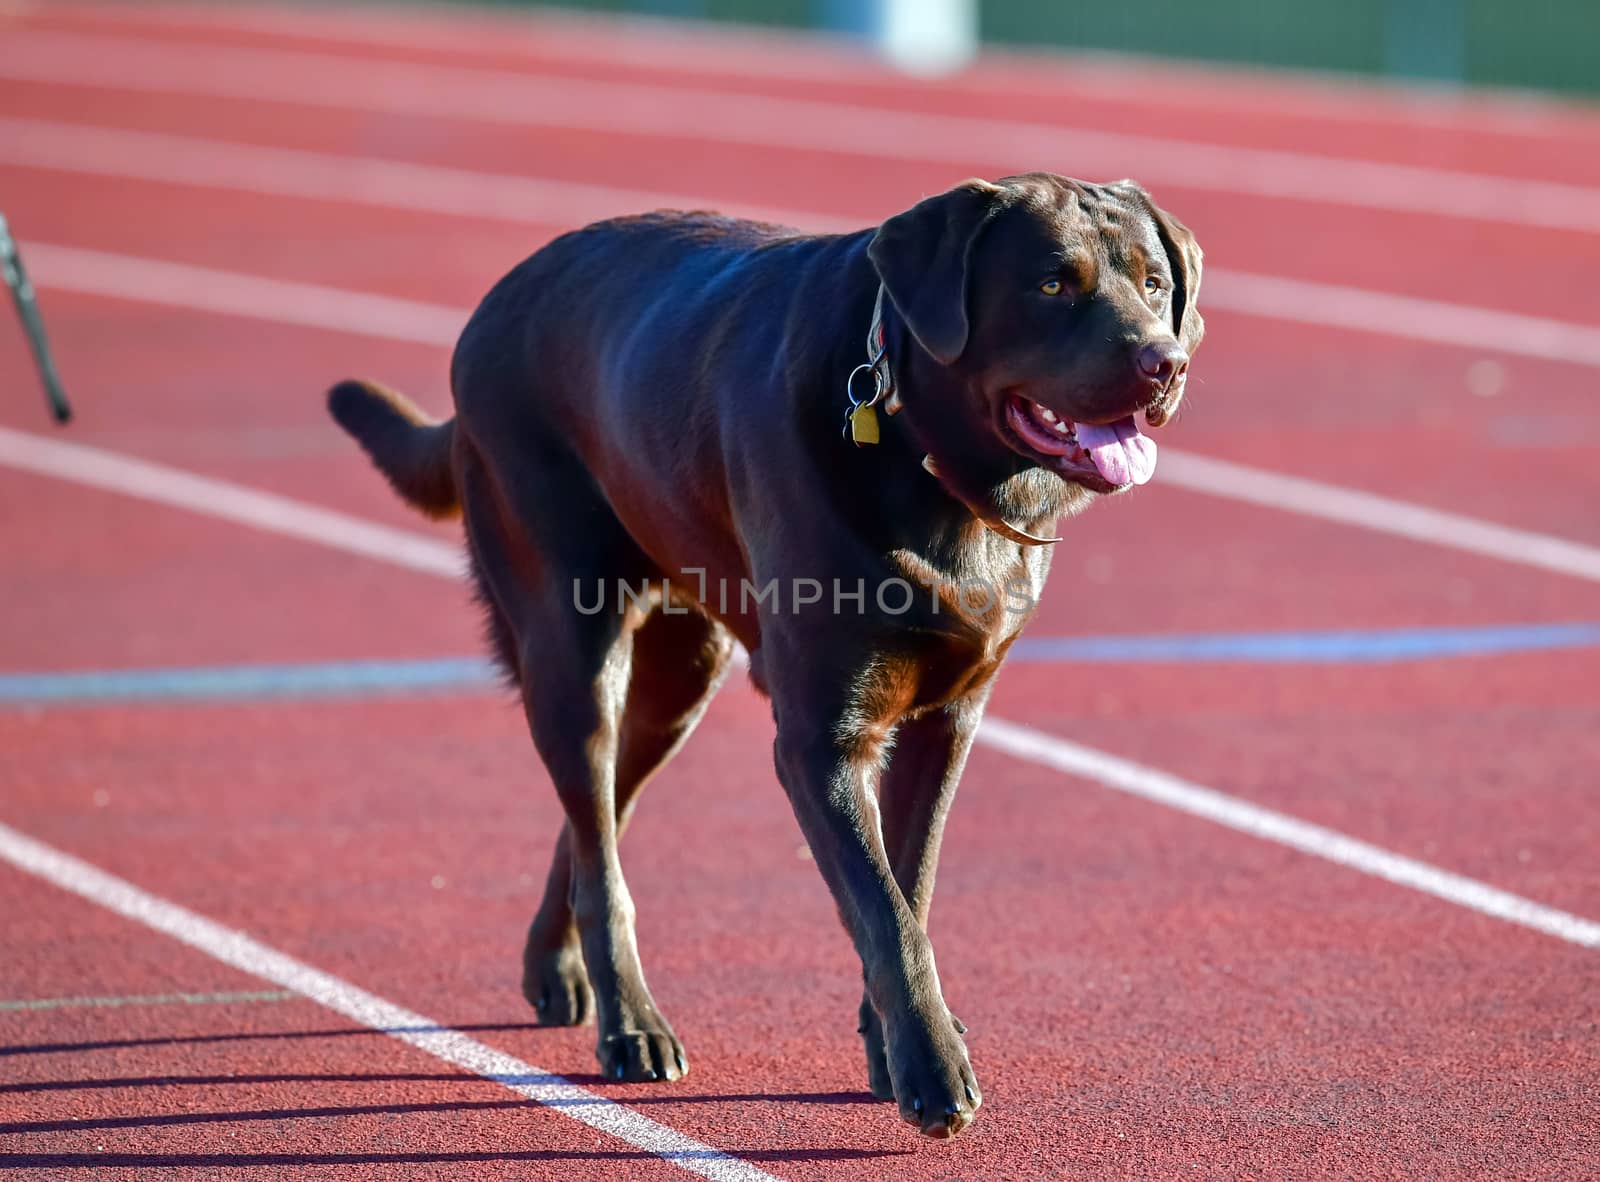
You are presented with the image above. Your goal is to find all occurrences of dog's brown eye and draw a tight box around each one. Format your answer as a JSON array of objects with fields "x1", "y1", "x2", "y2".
[
  {"x1": 1039, "y1": 278, "x2": 1064, "y2": 296},
  {"x1": 1144, "y1": 276, "x2": 1163, "y2": 294}
]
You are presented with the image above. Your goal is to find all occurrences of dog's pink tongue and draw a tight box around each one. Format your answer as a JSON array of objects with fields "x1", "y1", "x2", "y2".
[{"x1": 1075, "y1": 416, "x2": 1157, "y2": 486}]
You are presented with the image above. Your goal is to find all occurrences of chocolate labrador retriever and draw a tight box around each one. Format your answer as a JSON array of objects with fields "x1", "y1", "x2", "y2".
[{"x1": 329, "y1": 172, "x2": 1202, "y2": 1139}]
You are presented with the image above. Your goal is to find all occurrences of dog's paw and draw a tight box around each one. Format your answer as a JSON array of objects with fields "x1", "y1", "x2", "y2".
[
  {"x1": 859, "y1": 996, "x2": 966, "y2": 1103},
  {"x1": 858, "y1": 995, "x2": 895, "y2": 1100},
  {"x1": 596, "y1": 1020, "x2": 688, "y2": 1083},
  {"x1": 880, "y1": 1009, "x2": 982, "y2": 1139},
  {"x1": 521, "y1": 939, "x2": 594, "y2": 1027}
]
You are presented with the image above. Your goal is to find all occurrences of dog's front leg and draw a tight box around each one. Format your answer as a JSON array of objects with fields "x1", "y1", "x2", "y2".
[
  {"x1": 771, "y1": 678, "x2": 981, "y2": 1139},
  {"x1": 855, "y1": 692, "x2": 988, "y2": 1103}
]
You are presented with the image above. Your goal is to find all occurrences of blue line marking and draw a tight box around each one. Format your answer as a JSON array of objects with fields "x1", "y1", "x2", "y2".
[
  {"x1": 1008, "y1": 622, "x2": 1600, "y2": 664},
  {"x1": 0, "y1": 657, "x2": 501, "y2": 704},
  {"x1": 2, "y1": 623, "x2": 1597, "y2": 706}
]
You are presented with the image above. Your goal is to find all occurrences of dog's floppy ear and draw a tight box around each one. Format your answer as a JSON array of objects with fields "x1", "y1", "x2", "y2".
[
  {"x1": 868, "y1": 179, "x2": 1008, "y2": 366},
  {"x1": 1146, "y1": 192, "x2": 1205, "y2": 356}
]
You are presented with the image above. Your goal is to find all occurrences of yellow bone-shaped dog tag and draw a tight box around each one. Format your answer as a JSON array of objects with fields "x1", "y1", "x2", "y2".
[{"x1": 849, "y1": 403, "x2": 880, "y2": 445}]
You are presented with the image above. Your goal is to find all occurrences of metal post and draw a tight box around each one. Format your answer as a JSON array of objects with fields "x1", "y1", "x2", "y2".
[{"x1": 0, "y1": 213, "x2": 72, "y2": 424}]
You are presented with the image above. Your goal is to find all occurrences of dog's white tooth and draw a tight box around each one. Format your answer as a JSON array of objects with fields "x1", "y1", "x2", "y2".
[
  {"x1": 1040, "y1": 407, "x2": 1058, "y2": 423},
  {"x1": 1053, "y1": 420, "x2": 1070, "y2": 435}
]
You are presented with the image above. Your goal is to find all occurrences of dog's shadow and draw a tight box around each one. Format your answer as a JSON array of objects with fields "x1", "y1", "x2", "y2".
[
  {"x1": 0, "y1": 1050, "x2": 911, "y2": 1167},
  {"x1": 557, "y1": 1074, "x2": 883, "y2": 1109}
]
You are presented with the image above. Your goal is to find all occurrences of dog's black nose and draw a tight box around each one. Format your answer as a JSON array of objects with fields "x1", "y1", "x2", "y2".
[{"x1": 1136, "y1": 342, "x2": 1188, "y2": 385}]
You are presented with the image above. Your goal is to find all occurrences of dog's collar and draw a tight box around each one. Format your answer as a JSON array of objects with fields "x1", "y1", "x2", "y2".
[
  {"x1": 845, "y1": 286, "x2": 1060, "y2": 547},
  {"x1": 842, "y1": 285, "x2": 902, "y2": 446}
]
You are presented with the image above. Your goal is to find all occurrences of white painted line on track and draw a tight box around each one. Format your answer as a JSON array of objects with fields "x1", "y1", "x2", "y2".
[
  {"x1": 974, "y1": 718, "x2": 1600, "y2": 950},
  {"x1": 1, "y1": 445, "x2": 1594, "y2": 952},
  {"x1": 1159, "y1": 451, "x2": 1600, "y2": 585},
  {"x1": 22, "y1": 242, "x2": 465, "y2": 349},
  {"x1": 14, "y1": 244, "x2": 1600, "y2": 587},
  {"x1": 0, "y1": 821, "x2": 782, "y2": 1182},
  {"x1": 40, "y1": 0, "x2": 1600, "y2": 142},
  {"x1": 1202, "y1": 269, "x2": 1600, "y2": 368},
  {"x1": 0, "y1": 423, "x2": 464, "y2": 580},
  {"x1": 6, "y1": 30, "x2": 1600, "y2": 235},
  {"x1": 39, "y1": 0, "x2": 886, "y2": 88},
  {"x1": 0, "y1": 116, "x2": 843, "y2": 234},
  {"x1": 8, "y1": 121, "x2": 1600, "y2": 367}
]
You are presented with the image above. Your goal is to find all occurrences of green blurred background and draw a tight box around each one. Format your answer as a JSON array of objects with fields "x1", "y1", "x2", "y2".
[{"x1": 454, "y1": 0, "x2": 1599, "y2": 97}]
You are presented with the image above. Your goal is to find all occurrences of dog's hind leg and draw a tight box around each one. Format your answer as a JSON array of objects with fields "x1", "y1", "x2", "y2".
[
  {"x1": 458, "y1": 442, "x2": 698, "y2": 1083},
  {"x1": 522, "y1": 607, "x2": 734, "y2": 1028}
]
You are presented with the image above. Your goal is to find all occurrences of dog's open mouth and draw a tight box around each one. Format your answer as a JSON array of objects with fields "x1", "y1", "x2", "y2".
[{"x1": 1002, "y1": 395, "x2": 1157, "y2": 488}]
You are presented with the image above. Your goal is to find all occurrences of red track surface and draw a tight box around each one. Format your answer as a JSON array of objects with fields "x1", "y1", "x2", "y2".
[{"x1": 1, "y1": 4, "x2": 1597, "y2": 1179}]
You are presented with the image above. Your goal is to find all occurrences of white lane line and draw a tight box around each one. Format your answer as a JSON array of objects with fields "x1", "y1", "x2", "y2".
[
  {"x1": 0, "y1": 989, "x2": 294, "y2": 1011},
  {"x1": 1159, "y1": 451, "x2": 1600, "y2": 584},
  {"x1": 975, "y1": 718, "x2": 1600, "y2": 950},
  {"x1": 0, "y1": 116, "x2": 844, "y2": 234},
  {"x1": 44, "y1": 0, "x2": 1600, "y2": 143},
  {"x1": 40, "y1": 0, "x2": 886, "y2": 88},
  {"x1": 22, "y1": 243, "x2": 465, "y2": 349},
  {"x1": 1203, "y1": 270, "x2": 1600, "y2": 368},
  {"x1": 15, "y1": 243, "x2": 1600, "y2": 586},
  {"x1": 10, "y1": 129, "x2": 1600, "y2": 370},
  {"x1": 1, "y1": 453, "x2": 1593, "y2": 953},
  {"x1": 0, "y1": 822, "x2": 779, "y2": 1182},
  {"x1": 6, "y1": 30, "x2": 1600, "y2": 236},
  {"x1": 0, "y1": 424, "x2": 464, "y2": 580}
]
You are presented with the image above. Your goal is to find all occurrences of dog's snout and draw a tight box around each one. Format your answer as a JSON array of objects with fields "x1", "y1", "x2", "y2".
[{"x1": 1136, "y1": 341, "x2": 1188, "y2": 386}]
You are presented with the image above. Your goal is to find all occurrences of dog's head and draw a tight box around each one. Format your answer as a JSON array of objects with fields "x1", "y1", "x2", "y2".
[{"x1": 869, "y1": 173, "x2": 1203, "y2": 495}]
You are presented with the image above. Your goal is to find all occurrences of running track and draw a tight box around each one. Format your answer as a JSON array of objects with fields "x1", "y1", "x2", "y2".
[{"x1": 0, "y1": 3, "x2": 1597, "y2": 1178}]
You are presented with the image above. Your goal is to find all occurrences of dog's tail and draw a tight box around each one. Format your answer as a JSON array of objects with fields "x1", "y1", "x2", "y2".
[{"x1": 327, "y1": 379, "x2": 459, "y2": 519}]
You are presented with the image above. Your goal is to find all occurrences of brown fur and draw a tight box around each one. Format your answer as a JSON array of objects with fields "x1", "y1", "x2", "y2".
[{"x1": 329, "y1": 174, "x2": 1202, "y2": 1139}]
